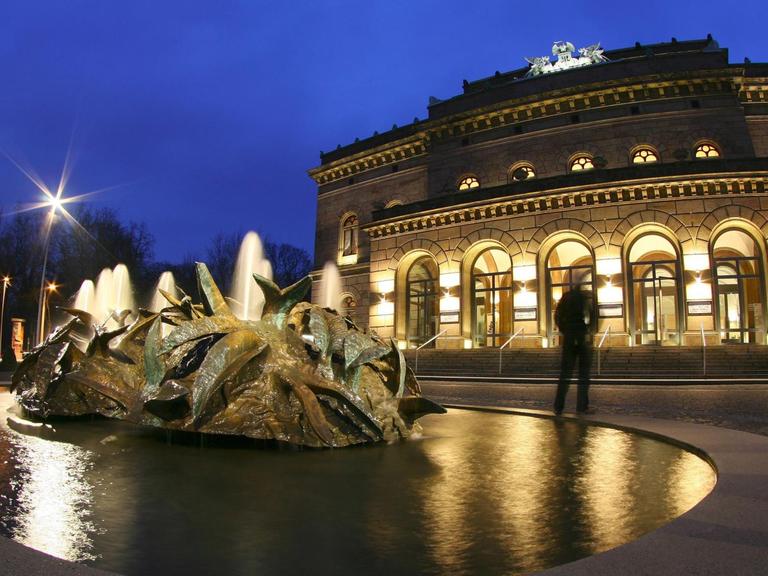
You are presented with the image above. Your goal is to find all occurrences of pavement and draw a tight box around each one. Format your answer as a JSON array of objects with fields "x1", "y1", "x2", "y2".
[{"x1": 422, "y1": 381, "x2": 768, "y2": 437}]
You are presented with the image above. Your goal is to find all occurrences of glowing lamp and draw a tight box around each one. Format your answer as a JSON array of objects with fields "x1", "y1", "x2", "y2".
[
  {"x1": 596, "y1": 258, "x2": 621, "y2": 276},
  {"x1": 514, "y1": 265, "x2": 536, "y2": 282},
  {"x1": 684, "y1": 254, "x2": 710, "y2": 272}
]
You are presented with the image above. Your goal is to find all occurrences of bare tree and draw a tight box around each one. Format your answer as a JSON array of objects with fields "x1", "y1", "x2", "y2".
[{"x1": 264, "y1": 241, "x2": 312, "y2": 288}]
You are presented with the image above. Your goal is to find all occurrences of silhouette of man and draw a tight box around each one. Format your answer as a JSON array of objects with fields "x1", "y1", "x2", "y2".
[{"x1": 553, "y1": 284, "x2": 593, "y2": 415}]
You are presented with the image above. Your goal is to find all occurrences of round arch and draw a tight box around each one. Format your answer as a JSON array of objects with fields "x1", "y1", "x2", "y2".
[
  {"x1": 610, "y1": 210, "x2": 693, "y2": 254},
  {"x1": 526, "y1": 218, "x2": 606, "y2": 261},
  {"x1": 452, "y1": 227, "x2": 522, "y2": 266},
  {"x1": 394, "y1": 250, "x2": 440, "y2": 343},
  {"x1": 389, "y1": 239, "x2": 448, "y2": 272},
  {"x1": 698, "y1": 205, "x2": 768, "y2": 245},
  {"x1": 536, "y1": 231, "x2": 597, "y2": 345},
  {"x1": 628, "y1": 143, "x2": 661, "y2": 165},
  {"x1": 459, "y1": 240, "x2": 513, "y2": 345},
  {"x1": 622, "y1": 223, "x2": 684, "y2": 345},
  {"x1": 708, "y1": 219, "x2": 768, "y2": 343}
]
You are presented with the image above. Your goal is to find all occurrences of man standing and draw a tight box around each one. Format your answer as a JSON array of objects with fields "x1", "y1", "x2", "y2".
[{"x1": 553, "y1": 284, "x2": 594, "y2": 415}]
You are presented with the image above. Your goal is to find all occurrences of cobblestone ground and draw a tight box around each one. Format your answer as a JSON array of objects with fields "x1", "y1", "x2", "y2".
[{"x1": 422, "y1": 381, "x2": 768, "y2": 437}]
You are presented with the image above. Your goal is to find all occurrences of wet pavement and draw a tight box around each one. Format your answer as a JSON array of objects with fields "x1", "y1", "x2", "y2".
[{"x1": 422, "y1": 381, "x2": 768, "y2": 436}]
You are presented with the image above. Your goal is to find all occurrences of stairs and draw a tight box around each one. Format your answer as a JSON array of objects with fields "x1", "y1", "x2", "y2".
[{"x1": 404, "y1": 345, "x2": 768, "y2": 383}]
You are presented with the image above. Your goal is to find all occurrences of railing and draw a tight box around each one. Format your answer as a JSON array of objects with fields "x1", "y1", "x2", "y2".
[
  {"x1": 414, "y1": 329, "x2": 448, "y2": 374},
  {"x1": 596, "y1": 325, "x2": 611, "y2": 375},
  {"x1": 498, "y1": 327, "x2": 525, "y2": 375},
  {"x1": 700, "y1": 324, "x2": 706, "y2": 376}
]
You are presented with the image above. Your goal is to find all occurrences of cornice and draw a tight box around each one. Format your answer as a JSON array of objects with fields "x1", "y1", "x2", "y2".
[{"x1": 364, "y1": 171, "x2": 768, "y2": 239}]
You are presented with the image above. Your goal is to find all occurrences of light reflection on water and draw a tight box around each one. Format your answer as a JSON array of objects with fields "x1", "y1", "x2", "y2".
[
  {"x1": 0, "y1": 400, "x2": 716, "y2": 576},
  {"x1": 0, "y1": 420, "x2": 97, "y2": 562}
]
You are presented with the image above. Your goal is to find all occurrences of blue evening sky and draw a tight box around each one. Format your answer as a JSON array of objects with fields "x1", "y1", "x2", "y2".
[{"x1": 1, "y1": 1, "x2": 766, "y2": 262}]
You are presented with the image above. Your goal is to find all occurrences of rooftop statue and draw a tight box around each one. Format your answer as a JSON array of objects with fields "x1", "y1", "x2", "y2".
[
  {"x1": 525, "y1": 41, "x2": 608, "y2": 77},
  {"x1": 11, "y1": 263, "x2": 445, "y2": 448}
]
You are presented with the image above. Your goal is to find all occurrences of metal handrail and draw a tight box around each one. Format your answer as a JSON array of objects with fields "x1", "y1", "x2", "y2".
[
  {"x1": 414, "y1": 329, "x2": 447, "y2": 374},
  {"x1": 596, "y1": 325, "x2": 611, "y2": 375},
  {"x1": 498, "y1": 327, "x2": 524, "y2": 374},
  {"x1": 700, "y1": 324, "x2": 706, "y2": 376}
]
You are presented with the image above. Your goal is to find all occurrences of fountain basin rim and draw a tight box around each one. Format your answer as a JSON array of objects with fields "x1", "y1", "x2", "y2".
[
  {"x1": 1, "y1": 397, "x2": 766, "y2": 576},
  {"x1": 444, "y1": 404, "x2": 719, "y2": 474}
]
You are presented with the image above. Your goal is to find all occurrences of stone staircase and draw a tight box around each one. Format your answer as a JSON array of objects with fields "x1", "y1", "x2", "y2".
[{"x1": 404, "y1": 345, "x2": 768, "y2": 383}]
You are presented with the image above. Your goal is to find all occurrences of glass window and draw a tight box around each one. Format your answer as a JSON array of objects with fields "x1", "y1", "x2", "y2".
[
  {"x1": 406, "y1": 258, "x2": 439, "y2": 347},
  {"x1": 342, "y1": 295, "x2": 356, "y2": 318},
  {"x1": 627, "y1": 234, "x2": 680, "y2": 346},
  {"x1": 547, "y1": 241, "x2": 594, "y2": 346},
  {"x1": 570, "y1": 155, "x2": 594, "y2": 171},
  {"x1": 471, "y1": 248, "x2": 513, "y2": 347},
  {"x1": 510, "y1": 164, "x2": 536, "y2": 181},
  {"x1": 341, "y1": 215, "x2": 358, "y2": 257},
  {"x1": 713, "y1": 230, "x2": 764, "y2": 343},
  {"x1": 458, "y1": 176, "x2": 480, "y2": 190},
  {"x1": 695, "y1": 143, "x2": 720, "y2": 158},
  {"x1": 632, "y1": 148, "x2": 658, "y2": 164}
]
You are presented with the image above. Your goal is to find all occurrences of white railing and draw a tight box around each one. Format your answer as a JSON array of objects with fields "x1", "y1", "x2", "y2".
[
  {"x1": 414, "y1": 329, "x2": 448, "y2": 374},
  {"x1": 498, "y1": 327, "x2": 525, "y2": 374},
  {"x1": 596, "y1": 325, "x2": 611, "y2": 375}
]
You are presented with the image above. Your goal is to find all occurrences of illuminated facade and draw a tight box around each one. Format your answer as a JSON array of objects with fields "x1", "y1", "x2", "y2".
[{"x1": 309, "y1": 37, "x2": 768, "y2": 348}]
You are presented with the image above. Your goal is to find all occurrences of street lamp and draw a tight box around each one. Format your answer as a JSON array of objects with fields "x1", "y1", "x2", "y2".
[
  {"x1": 36, "y1": 194, "x2": 62, "y2": 345},
  {"x1": 0, "y1": 275, "x2": 10, "y2": 362},
  {"x1": 39, "y1": 281, "x2": 58, "y2": 343}
]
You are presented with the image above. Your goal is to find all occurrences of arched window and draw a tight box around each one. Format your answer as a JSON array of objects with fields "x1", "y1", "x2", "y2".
[
  {"x1": 470, "y1": 248, "x2": 513, "y2": 347},
  {"x1": 406, "y1": 257, "x2": 439, "y2": 347},
  {"x1": 694, "y1": 142, "x2": 720, "y2": 158},
  {"x1": 509, "y1": 162, "x2": 536, "y2": 181},
  {"x1": 712, "y1": 229, "x2": 764, "y2": 343},
  {"x1": 569, "y1": 155, "x2": 595, "y2": 172},
  {"x1": 384, "y1": 199, "x2": 403, "y2": 209},
  {"x1": 342, "y1": 294, "x2": 357, "y2": 318},
  {"x1": 340, "y1": 214, "x2": 358, "y2": 258},
  {"x1": 546, "y1": 240, "x2": 595, "y2": 346},
  {"x1": 631, "y1": 147, "x2": 659, "y2": 164},
  {"x1": 457, "y1": 175, "x2": 480, "y2": 190},
  {"x1": 626, "y1": 233, "x2": 682, "y2": 346}
]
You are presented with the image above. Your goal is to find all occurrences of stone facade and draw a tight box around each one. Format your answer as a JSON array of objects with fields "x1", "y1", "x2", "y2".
[{"x1": 310, "y1": 38, "x2": 768, "y2": 349}]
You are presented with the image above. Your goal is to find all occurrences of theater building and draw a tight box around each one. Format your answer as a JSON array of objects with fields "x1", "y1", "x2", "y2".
[{"x1": 309, "y1": 37, "x2": 768, "y2": 349}]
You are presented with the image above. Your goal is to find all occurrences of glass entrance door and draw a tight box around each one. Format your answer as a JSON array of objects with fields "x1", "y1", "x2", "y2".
[
  {"x1": 472, "y1": 271, "x2": 512, "y2": 347},
  {"x1": 548, "y1": 264, "x2": 594, "y2": 346},
  {"x1": 631, "y1": 261, "x2": 680, "y2": 345},
  {"x1": 406, "y1": 258, "x2": 439, "y2": 348},
  {"x1": 714, "y1": 259, "x2": 763, "y2": 343}
]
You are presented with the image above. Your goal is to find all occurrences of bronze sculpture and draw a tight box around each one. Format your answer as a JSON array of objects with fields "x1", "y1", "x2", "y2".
[{"x1": 12, "y1": 263, "x2": 445, "y2": 447}]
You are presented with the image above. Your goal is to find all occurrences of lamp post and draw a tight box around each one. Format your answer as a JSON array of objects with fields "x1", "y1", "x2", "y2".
[
  {"x1": 36, "y1": 195, "x2": 62, "y2": 346},
  {"x1": 0, "y1": 276, "x2": 10, "y2": 362},
  {"x1": 39, "y1": 282, "x2": 58, "y2": 343}
]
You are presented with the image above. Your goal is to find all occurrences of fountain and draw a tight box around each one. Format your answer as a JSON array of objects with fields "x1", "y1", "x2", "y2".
[
  {"x1": 94, "y1": 267, "x2": 114, "y2": 323},
  {"x1": 317, "y1": 261, "x2": 343, "y2": 312},
  {"x1": 149, "y1": 271, "x2": 178, "y2": 312},
  {"x1": 12, "y1": 263, "x2": 444, "y2": 447},
  {"x1": 73, "y1": 280, "x2": 96, "y2": 317},
  {"x1": 72, "y1": 265, "x2": 137, "y2": 328},
  {"x1": 230, "y1": 231, "x2": 273, "y2": 320}
]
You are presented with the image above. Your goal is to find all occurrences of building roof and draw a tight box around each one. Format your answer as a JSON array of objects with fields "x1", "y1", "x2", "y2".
[{"x1": 316, "y1": 36, "x2": 755, "y2": 168}]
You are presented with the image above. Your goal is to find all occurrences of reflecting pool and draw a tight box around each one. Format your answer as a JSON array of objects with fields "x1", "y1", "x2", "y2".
[{"x1": 0, "y1": 397, "x2": 715, "y2": 576}]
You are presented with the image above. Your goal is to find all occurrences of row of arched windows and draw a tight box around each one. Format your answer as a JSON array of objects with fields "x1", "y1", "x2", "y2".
[
  {"x1": 456, "y1": 141, "x2": 722, "y2": 191},
  {"x1": 399, "y1": 223, "x2": 765, "y2": 348}
]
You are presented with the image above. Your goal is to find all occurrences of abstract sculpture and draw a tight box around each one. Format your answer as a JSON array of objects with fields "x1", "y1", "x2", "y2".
[{"x1": 12, "y1": 263, "x2": 445, "y2": 447}]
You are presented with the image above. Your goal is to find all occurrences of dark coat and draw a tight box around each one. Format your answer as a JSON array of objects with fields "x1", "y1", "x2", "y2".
[{"x1": 555, "y1": 289, "x2": 589, "y2": 336}]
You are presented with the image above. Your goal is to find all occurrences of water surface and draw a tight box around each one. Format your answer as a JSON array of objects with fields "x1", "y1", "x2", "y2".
[{"x1": 0, "y1": 398, "x2": 715, "y2": 575}]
